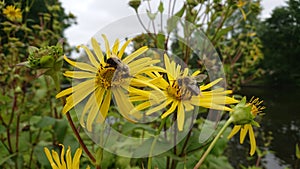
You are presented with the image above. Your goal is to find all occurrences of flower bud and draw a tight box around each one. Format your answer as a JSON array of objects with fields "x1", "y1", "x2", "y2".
[
  {"x1": 129, "y1": 0, "x2": 141, "y2": 11},
  {"x1": 230, "y1": 97, "x2": 253, "y2": 125}
]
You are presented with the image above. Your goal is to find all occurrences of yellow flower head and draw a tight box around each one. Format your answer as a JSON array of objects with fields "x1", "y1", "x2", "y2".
[
  {"x1": 130, "y1": 54, "x2": 238, "y2": 131},
  {"x1": 227, "y1": 97, "x2": 265, "y2": 155},
  {"x1": 44, "y1": 144, "x2": 88, "y2": 169},
  {"x1": 56, "y1": 35, "x2": 164, "y2": 131},
  {"x1": 3, "y1": 5, "x2": 22, "y2": 21}
]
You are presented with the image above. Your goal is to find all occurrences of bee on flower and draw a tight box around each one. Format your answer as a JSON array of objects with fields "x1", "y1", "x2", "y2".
[
  {"x1": 56, "y1": 35, "x2": 165, "y2": 131},
  {"x1": 129, "y1": 54, "x2": 239, "y2": 131}
]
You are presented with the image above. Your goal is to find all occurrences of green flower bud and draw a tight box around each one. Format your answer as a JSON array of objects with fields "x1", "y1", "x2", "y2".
[
  {"x1": 129, "y1": 0, "x2": 141, "y2": 11},
  {"x1": 230, "y1": 97, "x2": 253, "y2": 125}
]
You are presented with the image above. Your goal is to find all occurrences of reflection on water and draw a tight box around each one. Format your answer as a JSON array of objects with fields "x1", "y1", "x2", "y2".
[{"x1": 229, "y1": 86, "x2": 300, "y2": 169}]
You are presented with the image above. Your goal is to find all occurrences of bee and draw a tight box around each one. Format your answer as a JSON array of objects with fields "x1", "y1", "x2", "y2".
[
  {"x1": 105, "y1": 56, "x2": 131, "y2": 80},
  {"x1": 177, "y1": 74, "x2": 207, "y2": 96}
]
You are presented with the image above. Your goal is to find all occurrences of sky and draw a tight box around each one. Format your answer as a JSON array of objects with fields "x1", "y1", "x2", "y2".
[{"x1": 60, "y1": 0, "x2": 286, "y2": 46}]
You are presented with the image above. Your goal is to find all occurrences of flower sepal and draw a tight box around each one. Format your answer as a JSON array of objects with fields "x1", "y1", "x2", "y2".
[{"x1": 230, "y1": 97, "x2": 253, "y2": 125}]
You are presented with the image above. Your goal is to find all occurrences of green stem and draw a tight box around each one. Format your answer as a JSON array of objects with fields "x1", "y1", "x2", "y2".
[
  {"x1": 148, "y1": 119, "x2": 167, "y2": 169},
  {"x1": 193, "y1": 117, "x2": 233, "y2": 169},
  {"x1": 53, "y1": 76, "x2": 97, "y2": 165}
]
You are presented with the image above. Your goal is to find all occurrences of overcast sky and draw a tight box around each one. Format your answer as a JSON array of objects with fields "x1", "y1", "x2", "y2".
[{"x1": 60, "y1": 0, "x2": 286, "y2": 46}]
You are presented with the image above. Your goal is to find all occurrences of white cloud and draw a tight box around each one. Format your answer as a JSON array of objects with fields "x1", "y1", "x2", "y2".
[{"x1": 60, "y1": 0, "x2": 286, "y2": 46}]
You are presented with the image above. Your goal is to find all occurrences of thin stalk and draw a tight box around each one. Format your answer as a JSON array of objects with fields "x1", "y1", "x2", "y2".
[
  {"x1": 194, "y1": 117, "x2": 233, "y2": 169},
  {"x1": 147, "y1": 119, "x2": 167, "y2": 169}
]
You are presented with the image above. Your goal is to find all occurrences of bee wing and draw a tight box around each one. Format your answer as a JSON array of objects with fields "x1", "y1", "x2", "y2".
[{"x1": 194, "y1": 74, "x2": 207, "y2": 82}]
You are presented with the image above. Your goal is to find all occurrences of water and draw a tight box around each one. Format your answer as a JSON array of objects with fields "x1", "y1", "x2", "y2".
[{"x1": 230, "y1": 86, "x2": 300, "y2": 169}]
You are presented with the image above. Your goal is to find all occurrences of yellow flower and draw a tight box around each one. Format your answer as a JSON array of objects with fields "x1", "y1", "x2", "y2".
[
  {"x1": 3, "y1": 5, "x2": 22, "y2": 21},
  {"x1": 56, "y1": 35, "x2": 163, "y2": 131},
  {"x1": 129, "y1": 54, "x2": 238, "y2": 131},
  {"x1": 44, "y1": 144, "x2": 89, "y2": 169},
  {"x1": 227, "y1": 97, "x2": 265, "y2": 155}
]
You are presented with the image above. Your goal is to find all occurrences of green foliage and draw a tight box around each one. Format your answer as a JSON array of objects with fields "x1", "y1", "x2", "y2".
[
  {"x1": 259, "y1": 0, "x2": 300, "y2": 86},
  {"x1": 0, "y1": 0, "x2": 76, "y2": 168}
]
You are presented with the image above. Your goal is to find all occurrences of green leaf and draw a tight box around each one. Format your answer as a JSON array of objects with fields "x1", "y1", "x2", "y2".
[
  {"x1": 53, "y1": 119, "x2": 68, "y2": 143},
  {"x1": 0, "y1": 153, "x2": 17, "y2": 165},
  {"x1": 296, "y1": 144, "x2": 300, "y2": 159},
  {"x1": 122, "y1": 122, "x2": 156, "y2": 134},
  {"x1": 214, "y1": 26, "x2": 233, "y2": 41},
  {"x1": 167, "y1": 16, "x2": 180, "y2": 33},
  {"x1": 156, "y1": 33, "x2": 165, "y2": 49},
  {"x1": 36, "y1": 116, "x2": 56, "y2": 128},
  {"x1": 175, "y1": 4, "x2": 186, "y2": 17}
]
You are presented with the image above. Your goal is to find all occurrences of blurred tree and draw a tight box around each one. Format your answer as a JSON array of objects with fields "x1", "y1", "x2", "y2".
[
  {"x1": 259, "y1": 0, "x2": 300, "y2": 86},
  {"x1": 0, "y1": 0, "x2": 76, "y2": 168}
]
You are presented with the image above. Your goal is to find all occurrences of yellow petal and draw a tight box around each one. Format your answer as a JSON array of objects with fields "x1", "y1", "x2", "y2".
[
  {"x1": 113, "y1": 88, "x2": 140, "y2": 121},
  {"x1": 51, "y1": 150, "x2": 62, "y2": 168},
  {"x1": 248, "y1": 126, "x2": 256, "y2": 156},
  {"x1": 63, "y1": 71, "x2": 95, "y2": 79},
  {"x1": 102, "y1": 34, "x2": 111, "y2": 58},
  {"x1": 163, "y1": 54, "x2": 174, "y2": 81},
  {"x1": 56, "y1": 79, "x2": 95, "y2": 98},
  {"x1": 175, "y1": 64, "x2": 181, "y2": 76},
  {"x1": 130, "y1": 78, "x2": 164, "y2": 96},
  {"x1": 66, "y1": 146, "x2": 72, "y2": 169},
  {"x1": 98, "y1": 89, "x2": 112, "y2": 123},
  {"x1": 200, "y1": 78, "x2": 223, "y2": 91},
  {"x1": 129, "y1": 95, "x2": 148, "y2": 102},
  {"x1": 134, "y1": 101, "x2": 152, "y2": 111},
  {"x1": 72, "y1": 148, "x2": 82, "y2": 169},
  {"x1": 227, "y1": 125, "x2": 241, "y2": 139},
  {"x1": 122, "y1": 46, "x2": 148, "y2": 64},
  {"x1": 117, "y1": 39, "x2": 132, "y2": 58},
  {"x1": 112, "y1": 38, "x2": 120, "y2": 54},
  {"x1": 161, "y1": 100, "x2": 178, "y2": 119},
  {"x1": 80, "y1": 88, "x2": 103, "y2": 127},
  {"x1": 240, "y1": 124, "x2": 250, "y2": 144},
  {"x1": 177, "y1": 102, "x2": 185, "y2": 131},
  {"x1": 80, "y1": 45, "x2": 100, "y2": 68},
  {"x1": 127, "y1": 57, "x2": 152, "y2": 68},
  {"x1": 183, "y1": 102, "x2": 194, "y2": 112},
  {"x1": 44, "y1": 147, "x2": 59, "y2": 169},
  {"x1": 192, "y1": 70, "x2": 201, "y2": 76},
  {"x1": 128, "y1": 86, "x2": 153, "y2": 98},
  {"x1": 131, "y1": 66, "x2": 166, "y2": 76},
  {"x1": 63, "y1": 55, "x2": 98, "y2": 73},
  {"x1": 91, "y1": 38, "x2": 104, "y2": 64},
  {"x1": 182, "y1": 68, "x2": 189, "y2": 77},
  {"x1": 63, "y1": 80, "x2": 96, "y2": 114},
  {"x1": 146, "y1": 98, "x2": 171, "y2": 115},
  {"x1": 86, "y1": 88, "x2": 105, "y2": 131},
  {"x1": 59, "y1": 144, "x2": 67, "y2": 169}
]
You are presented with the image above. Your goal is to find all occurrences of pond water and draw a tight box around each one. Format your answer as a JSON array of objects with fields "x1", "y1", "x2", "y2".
[{"x1": 228, "y1": 86, "x2": 300, "y2": 169}]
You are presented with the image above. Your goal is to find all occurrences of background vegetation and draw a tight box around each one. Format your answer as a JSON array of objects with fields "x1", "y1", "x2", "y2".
[{"x1": 0, "y1": 0, "x2": 299, "y2": 168}]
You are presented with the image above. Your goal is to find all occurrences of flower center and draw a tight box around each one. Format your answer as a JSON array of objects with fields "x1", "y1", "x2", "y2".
[
  {"x1": 95, "y1": 63, "x2": 130, "y2": 89},
  {"x1": 167, "y1": 80, "x2": 193, "y2": 100},
  {"x1": 95, "y1": 65, "x2": 115, "y2": 89}
]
